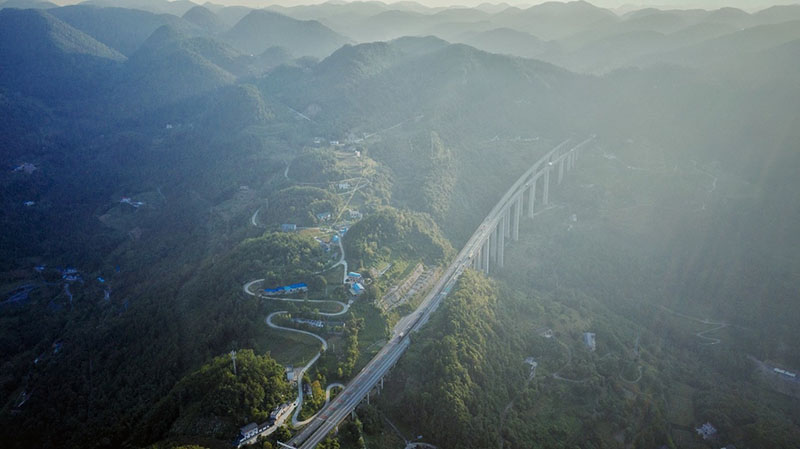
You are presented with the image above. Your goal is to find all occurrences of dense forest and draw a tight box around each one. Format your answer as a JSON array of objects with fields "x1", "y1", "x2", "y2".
[
  {"x1": 136, "y1": 350, "x2": 292, "y2": 444},
  {"x1": 343, "y1": 206, "x2": 454, "y2": 269}
]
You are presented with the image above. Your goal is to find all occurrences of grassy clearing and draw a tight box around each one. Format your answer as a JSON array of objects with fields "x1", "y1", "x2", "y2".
[
  {"x1": 666, "y1": 382, "x2": 695, "y2": 427},
  {"x1": 352, "y1": 300, "x2": 389, "y2": 372},
  {"x1": 256, "y1": 327, "x2": 321, "y2": 367}
]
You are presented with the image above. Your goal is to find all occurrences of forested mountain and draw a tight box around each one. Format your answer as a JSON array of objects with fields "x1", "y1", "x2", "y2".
[
  {"x1": 182, "y1": 5, "x2": 227, "y2": 35},
  {"x1": 0, "y1": 8, "x2": 124, "y2": 101},
  {"x1": 49, "y1": 5, "x2": 195, "y2": 55},
  {"x1": 79, "y1": 0, "x2": 197, "y2": 16},
  {"x1": 223, "y1": 9, "x2": 350, "y2": 58},
  {"x1": 1, "y1": 1, "x2": 800, "y2": 449}
]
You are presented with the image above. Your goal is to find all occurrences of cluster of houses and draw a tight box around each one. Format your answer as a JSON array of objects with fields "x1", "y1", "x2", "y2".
[
  {"x1": 120, "y1": 197, "x2": 145, "y2": 208},
  {"x1": 345, "y1": 272, "x2": 365, "y2": 296},
  {"x1": 773, "y1": 367, "x2": 797, "y2": 379},
  {"x1": 13, "y1": 162, "x2": 37, "y2": 174},
  {"x1": 311, "y1": 135, "x2": 363, "y2": 157},
  {"x1": 695, "y1": 422, "x2": 717, "y2": 440},
  {"x1": 237, "y1": 402, "x2": 295, "y2": 446},
  {"x1": 61, "y1": 268, "x2": 82, "y2": 283},
  {"x1": 293, "y1": 318, "x2": 324, "y2": 328},
  {"x1": 263, "y1": 283, "x2": 308, "y2": 296}
]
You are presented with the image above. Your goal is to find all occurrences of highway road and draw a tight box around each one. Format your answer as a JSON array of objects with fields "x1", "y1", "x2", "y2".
[{"x1": 286, "y1": 138, "x2": 591, "y2": 449}]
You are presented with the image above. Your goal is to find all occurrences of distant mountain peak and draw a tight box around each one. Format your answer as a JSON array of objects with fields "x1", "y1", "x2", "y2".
[
  {"x1": 182, "y1": 5, "x2": 226, "y2": 34},
  {"x1": 0, "y1": 8, "x2": 124, "y2": 61},
  {"x1": 224, "y1": 9, "x2": 349, "y2": 59}
]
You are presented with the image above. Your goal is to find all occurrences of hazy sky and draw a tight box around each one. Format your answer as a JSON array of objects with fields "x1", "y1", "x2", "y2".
[
  {"x1": 51, "y1": 0, "x2": 800, "y2": 12},
  {"x1": 192, "y1": 0, "x2": 800, "y2": 9}
]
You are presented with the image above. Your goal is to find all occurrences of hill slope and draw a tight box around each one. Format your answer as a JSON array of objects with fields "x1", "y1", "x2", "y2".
[
  {"x1": 49, "y1": 5, "x2": 194, "y2": 55},
  {"x1": 0, "y1": 8, "x2": 124, "y2": 101},
  {"x1": 224, "y1": 9, "x2": 350, "y2": 59}
]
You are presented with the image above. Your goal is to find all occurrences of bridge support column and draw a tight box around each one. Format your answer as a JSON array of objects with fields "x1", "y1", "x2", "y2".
[
  {"x1": 482, "y1": 239, "x2": 490, "y2": 274},
  {"x1": 489, "y1": 228, "x2": 496, "y2": 265},
  {"x1": 512, "y1": 194, "x2": 521, "y2": 241},
  {"x1": 543, "y1": 169, "x2": 550, "y2": 206},
  {"x1": 558, "y1": 158, "x2": 565, "y2": 184},
  {"x1": 497, "y1": 218, "x2": 505, "y2": 269},
  {"x1": 528, "y1": 180, "x2": 537, "y2": 218},
  {"x1": 381, "y1": 377, "x2": 384, "y2": 390},
  {"x1": 504, "y1": 207, "x2": 511, "y2": 238}
]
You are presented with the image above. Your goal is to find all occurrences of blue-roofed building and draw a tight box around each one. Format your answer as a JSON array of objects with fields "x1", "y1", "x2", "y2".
[
  {"x1": 345, "y1": 272, "x2": 362, "y2": 284},
  {"x1": 316, "y1": 212, "x2": 332, "y2": 222},
  {"x1": 281, "y1": 224, "x2": 297, "y2": 232},
  {"x1": 350, "y1": 282, "x2": 365, "y2": 296},
  {"x1": 331, "y1": 235, "x2": 340, "y2": 243},
  {"x1": 264, "y1": 282, "x2": 308, "y2": 295}
]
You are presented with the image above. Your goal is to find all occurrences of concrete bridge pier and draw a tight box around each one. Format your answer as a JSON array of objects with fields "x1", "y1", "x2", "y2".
[
  {"x1": 482, "y1": 239, "x2": 490, "y2": 274},
  {"x1": 558, "y1": 157, "x2": 565, "y2": 184},
  {"x1": 527, "y1": 180, "x2": 537, "y2": 219},
  {"x1": 496, "y1": 218, "x2": 505, "y2": 269},
  {"x1": 543, "y1": 168, "x2": 550, "y2": 205},
  {"x1": 489, "y1": 229, "x2": 496, "y2": 265},
  {"x1": 511, "y1": 194, "x2": 521, "y2": 241},
  {"x1": 504, "y1": 207, "x2": 511, "y2": 238}
]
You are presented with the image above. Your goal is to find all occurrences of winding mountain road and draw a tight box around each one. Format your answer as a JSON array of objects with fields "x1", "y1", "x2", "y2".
[{"x1": 249, "y1": 279, "x2": 352, "y2": 428}]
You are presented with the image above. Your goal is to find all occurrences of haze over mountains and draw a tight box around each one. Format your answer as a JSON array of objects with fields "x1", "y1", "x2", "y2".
[
  {"x1": 1, "y1": 0, "x2": 799, "y2": 448},
  {"x1": 5, "y1": 0, "x2": 800, "y2": 75}
]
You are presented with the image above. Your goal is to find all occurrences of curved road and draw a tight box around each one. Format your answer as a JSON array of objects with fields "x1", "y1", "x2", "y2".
[
  {"x1": 620, "y1": 364, "x2": 643, "y2": 384},
  {"x1": 551, "y1": 338, "x2": 591, "y2": 384},
  {"x1": 244, "y1": 279, "x2": 350, "y2": 315},
  {"x1": 656, "y1": 305, "x2": 730, "y2": 345},
  {"x1": 253, "y1": 279, "x2": 351, "y2": 428},
  {"x1": 325, "y1": 383, "x2": 344, "y2": 404}
]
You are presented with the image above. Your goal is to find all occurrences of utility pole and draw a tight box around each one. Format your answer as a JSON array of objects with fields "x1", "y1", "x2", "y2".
[{"x1": 230, "y1": 350, "x2": 237, "y2": 376}]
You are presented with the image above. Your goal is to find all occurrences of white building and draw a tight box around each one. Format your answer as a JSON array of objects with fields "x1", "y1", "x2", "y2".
[
  {"x1": 583, "y1": 332, "x2": 596, "y2": 352},
  {"x1": 696, "y1": 422, "x2": 717, "y2": 440},
  {"x1": 240, "y1": 422, "x2": 258, "y2": 439}
]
